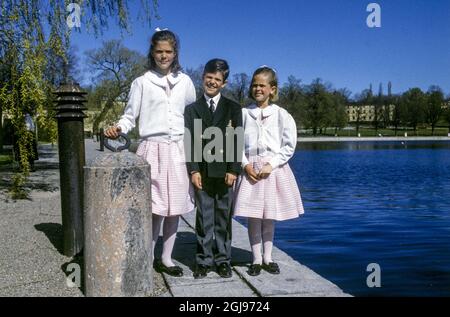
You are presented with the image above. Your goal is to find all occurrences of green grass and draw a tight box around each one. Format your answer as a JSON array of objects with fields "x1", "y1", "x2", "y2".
[
  {"x1": 300, "y1": 127, "x2": 450, "y2": 137},
  {"x1": 0, "y1": 154, "x2": 13, "y2": 165}
]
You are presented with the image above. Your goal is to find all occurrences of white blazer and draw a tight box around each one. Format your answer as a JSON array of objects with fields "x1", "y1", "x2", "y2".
[
  {"x1": 242, "y1": 104, "x2": 297, "y2": 169},
  {"x1": 118, "y1": 70, "x2": 196, "y2": 142}
]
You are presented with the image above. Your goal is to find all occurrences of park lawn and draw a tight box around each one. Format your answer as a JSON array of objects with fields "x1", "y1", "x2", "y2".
[{"x1": 301, "y1": 127, "x2": 449, "y2": 137}]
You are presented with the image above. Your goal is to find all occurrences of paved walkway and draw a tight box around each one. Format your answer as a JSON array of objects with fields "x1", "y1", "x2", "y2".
[
  {"x1": 0, "y1": 139, "x2": 351, "y2": 297},
  {"x1": 0, "y1": 144, "x2": 82, "y2": 296},
  {"x1": 164, "y1": 211, "x2": 350, "y2": 297}
]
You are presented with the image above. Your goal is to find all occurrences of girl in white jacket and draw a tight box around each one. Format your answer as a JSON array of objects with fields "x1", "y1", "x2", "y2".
[
  {"x1": 234, "y1": 66, "x2": 304, "y2": 276},
  {"x1": 105, "y1": 29, "x2": 196, "y2": 277}
]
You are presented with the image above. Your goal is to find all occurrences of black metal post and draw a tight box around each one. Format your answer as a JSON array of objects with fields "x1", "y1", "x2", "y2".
[
  {"x1": 99, "y1": 128, "x2": 104, "y2": 151},
  {"x1": 54, "y1": 82, "x2": 87, "y2": 257}
]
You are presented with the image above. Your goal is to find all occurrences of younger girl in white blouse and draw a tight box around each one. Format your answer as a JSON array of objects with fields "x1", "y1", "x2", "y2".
[
  {"x1": 234, "y1": 66, "x2": 304, "y2": 276},
  {"x1": 105, "y1": 29, "x2": 196, "y2": 277}
]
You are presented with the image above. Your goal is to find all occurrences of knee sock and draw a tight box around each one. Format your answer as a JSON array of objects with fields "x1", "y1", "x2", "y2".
[
  {"x1": 152, "y1": 214, "x2": 164, "y2": 261},
  {"x1": 161, "y1": 215, "x2": 180, "y2": 267},
  {"x1": 262, "y1": 219, "x2": 275, "y2": 265},
  {"x1": 248, "y1": 218, "x2": 263, "y2": 265}
]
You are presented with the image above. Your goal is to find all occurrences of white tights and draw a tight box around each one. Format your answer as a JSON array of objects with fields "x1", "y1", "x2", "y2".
[
  {"x1": 152, "y1": 214, "x2": 179, "y2": 267},
  {"x1": 248, "y1": 218, "x2": 275, "y2": 265}
]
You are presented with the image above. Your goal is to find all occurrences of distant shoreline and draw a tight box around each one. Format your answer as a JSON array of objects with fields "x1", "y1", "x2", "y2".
[{"x1": 298, "y1": 136, "x2": 450, "y2": 142}]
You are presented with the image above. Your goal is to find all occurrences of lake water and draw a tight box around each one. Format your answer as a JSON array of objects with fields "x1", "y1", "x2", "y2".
[{"x1": 246, "y1": 141, "x2": 450, "y2": 296}]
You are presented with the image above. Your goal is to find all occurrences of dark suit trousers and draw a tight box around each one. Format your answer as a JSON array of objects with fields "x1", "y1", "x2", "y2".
[{"x1": 195, "y1": 177, "x2": 232, "y2": 267}]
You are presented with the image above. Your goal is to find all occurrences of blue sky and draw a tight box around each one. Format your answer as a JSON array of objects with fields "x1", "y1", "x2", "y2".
[{"x1": 71, "y1": 0, "x2": 450, "y2": 97}]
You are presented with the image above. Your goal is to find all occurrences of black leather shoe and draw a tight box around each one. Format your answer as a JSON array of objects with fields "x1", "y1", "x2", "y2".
[
  {"x1": 262, "y1": 262, "x2": 280, "y2": 274},
  {"x1": 153, "y1": 259, "x2": 183, "y2": 277},
  {"x1": 217, "y1": 263, "x2": 232, "y2": 278},
  {"x1": 193, "y1": 265, "x2": 211, "y2": 279},
  {"x1": 247, "y1": 264, "x2": 262, "y2": 276}
]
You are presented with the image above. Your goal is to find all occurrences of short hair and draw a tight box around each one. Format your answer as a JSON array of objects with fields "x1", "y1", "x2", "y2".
[
  {"x1": 248, "y1": 66, "x2": 279, "y2": 102},
  {"x1": 203, "y1": 59, "x2": 230, "y2": 81},
  {"x1": 147, "y1": 30, "x2": 182, "y2": 73}
]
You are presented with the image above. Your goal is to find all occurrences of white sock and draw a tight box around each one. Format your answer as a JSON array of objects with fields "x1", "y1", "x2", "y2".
[
  {"x1": 262, "y1": 219, "x2": 275, "y2": 265},
  {"x1": 161, "y1": 215, "x2": 179, "y2": 267},
  {"x1": 248, "y1": 218, "x2": 263, "y2": 265},
  {"x1": 152, "y1": 214, "x2": 164, "y2": 262}
]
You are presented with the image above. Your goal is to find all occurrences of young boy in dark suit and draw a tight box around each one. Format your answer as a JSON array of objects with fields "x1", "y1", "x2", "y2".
[{"x1": 184, "y1": 59, "x2": 243, "y2": 278}]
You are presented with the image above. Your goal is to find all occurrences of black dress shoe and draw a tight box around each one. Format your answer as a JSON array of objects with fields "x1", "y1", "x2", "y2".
[
  {"x1": 247, "y1": 264, "x2": 262, "y2": 276},
  {"x1": 217, "y1": 263, "x2": 232, "y2": 278},
  {"x1": 193, "y1": 264, "x2": 211, "y2": 279},
  {"x1": 153, "y1": 259, "x2": 183, "y2": 277},
  {"x1": 262, "y1": 262, "x2": 280, "y2": 274}
]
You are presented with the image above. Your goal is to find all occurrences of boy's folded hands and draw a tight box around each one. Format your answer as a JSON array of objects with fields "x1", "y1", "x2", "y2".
[
  {"x1": 191, "y1": 172, "x2": 203, "y2": 190},
  {"x1": 224, "y1": 172, "x2": 237, "y2": 187}
]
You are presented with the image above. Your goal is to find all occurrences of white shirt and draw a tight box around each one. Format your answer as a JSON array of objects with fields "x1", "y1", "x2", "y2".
[
  {"x1": 241, "y1": 104, "x2": 297, "y2": 169},
  {"x1": 204, "y1": 93, "x2": 221, "y2": 112},
  {"x1": 117, "y1": 70, "x2": 196, "y2": 142}
]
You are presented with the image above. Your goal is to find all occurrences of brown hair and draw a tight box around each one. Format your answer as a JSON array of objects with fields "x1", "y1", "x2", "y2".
[
  {"x1": 203, "y1": 58, "x2": 230, "y2": 81},
  {"x1": 248, "y1": 66, "x2": 279, "y2": 102},
  {"x1": 147, "y1": 30, "x2": 182, "y2": 73}
]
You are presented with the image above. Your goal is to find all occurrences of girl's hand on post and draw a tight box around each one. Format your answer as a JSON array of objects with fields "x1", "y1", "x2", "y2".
[
  {"x1": 258, "y1": 163, "x2": 273, "y2": 179},
  {"x1": 191, "y1": 172, "x2": 202, "y2": 190},
  {"x1": 104, "y1": 126, "x2": 121, "y2": 139},
  {"x1": 244, "y1": 164, "x2": 259, "y2": 183}
]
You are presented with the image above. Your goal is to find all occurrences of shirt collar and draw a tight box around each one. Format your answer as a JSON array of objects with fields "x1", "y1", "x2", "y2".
[
  {"x1": 247, "y1": 103, "x2": 277, "y2": 119},
  {"x1": 204, "y1": 93, "x2": 221, "y2": 108},
  {"x1": 144, "y1": 70, "x2": 182, "y2": 88}
]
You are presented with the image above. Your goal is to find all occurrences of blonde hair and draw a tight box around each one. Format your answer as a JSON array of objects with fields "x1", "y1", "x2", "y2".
[{"x1": 248, "y1": 66, "x2": 279, "y2": 102}]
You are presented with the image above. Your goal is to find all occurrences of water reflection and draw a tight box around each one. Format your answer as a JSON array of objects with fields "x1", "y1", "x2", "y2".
[{"x1": 297, "y1": 140, "x2": 450, "y2": 151}]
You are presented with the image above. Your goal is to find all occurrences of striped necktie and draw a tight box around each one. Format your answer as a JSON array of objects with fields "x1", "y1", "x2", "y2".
[{"x1": 209, "y1": 99, "x2": 215, "y2": 114}]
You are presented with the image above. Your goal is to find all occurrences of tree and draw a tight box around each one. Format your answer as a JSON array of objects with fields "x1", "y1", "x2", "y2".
[
  {"x1": 443, "y1": 107, "x2": 450, "y2": 134},
  {"x1": 383, "y1": 81, "x2": 393, "y2": 129},
  {"x1": 391, "y1": 95, "x2": 403, "y2": 136},
  {"x1": 85, "y1": 40, "x2": 147, "y2": 133},
  {"x1": 330, "y1": 89, "x2": 349, "y2": 135},
  {"x1": 227, "y1": 73, "x2": 250, "y2": 105},
  {"x1": 401, "y1": 88, "x2": 426, "y2": 135},
  {"x1": 303, "y1": 79, "x2": 333, "y2": 135},
  {"x1": 185, "y1": 65, "x2": 204, "y2": 98},
  {"x1": 354, "y1": 88, "x2": 373, "y2": 134},
  {"x1": 0, "y1": 0, "x2": 158, "y2": 197},
  {"x1": 425, "y1": 86, "x2": 444, "y2": 135},
  {"x1": 373, "y1": 83, "x2": 383, "y2": 132},
  {"x1": 279, "y1": 75, "x2": 304, "y2": 126}
]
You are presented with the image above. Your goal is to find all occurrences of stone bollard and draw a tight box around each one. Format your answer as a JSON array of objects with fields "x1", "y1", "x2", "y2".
[{"x1": 84, "y1": 152, "x2": 152, "y2": 297}]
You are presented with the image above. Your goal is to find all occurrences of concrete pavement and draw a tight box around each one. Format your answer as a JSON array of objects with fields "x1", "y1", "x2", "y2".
[{"x1": 0, "y1": 139, "x2": 351, "y2": 297}]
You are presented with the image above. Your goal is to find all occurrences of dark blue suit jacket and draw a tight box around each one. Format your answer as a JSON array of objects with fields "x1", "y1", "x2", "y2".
[{"x1": 184, "y1": 95, "x2": 243, "y2": 178}]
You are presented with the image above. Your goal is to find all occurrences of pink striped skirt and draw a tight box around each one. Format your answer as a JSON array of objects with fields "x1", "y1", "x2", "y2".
[
  {"x1": 233, "y1": 155, "x2": 304, "y2": 221},
  {"x1": 136, "y1": 139, "x2": 194, "y2": 217}
]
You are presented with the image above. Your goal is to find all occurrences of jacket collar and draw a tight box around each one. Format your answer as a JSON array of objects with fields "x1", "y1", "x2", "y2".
[
  {"x1": 194, "y1": 95, "x2": 213, "y2": 126},
  {"x1": 193, "y1": 95, "x2": 228, "y2": 126},
  {"x1": 212, "y1": 96, "x2": 227, "y2": 126},
  {"x1": 144, "y1": 70, "x2": 182, "y2": 88}
]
